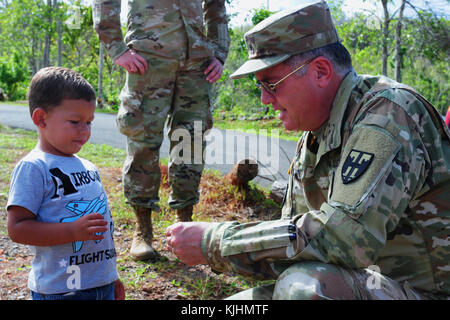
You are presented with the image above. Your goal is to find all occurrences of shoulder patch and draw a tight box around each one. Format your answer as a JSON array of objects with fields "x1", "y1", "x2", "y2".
[
  {"x1": 330, "y1": 125, "x2": 400, "y2": 215},
  {"x1": 342, "y1": 149, "x2": 374, "y2": 184}
]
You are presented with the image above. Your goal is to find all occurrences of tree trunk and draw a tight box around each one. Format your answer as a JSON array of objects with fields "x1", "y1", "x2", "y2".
[
  {"x1": 54, "y1": 0, "x2": 62, "y2": 66},
  {"x1": 97, "y1": 43, "x2": 104, "y2": 109},
  {"x1": 43, "y1": 0, "x2": 53, "y2": 67},
  {"x1": 225, "y1": 159, "x2": 258, "y2": 187},
  {"x1": 37, "y1": 37, "x2": 43, "y2": 72},
  {"x1": 31, "y1": 37, "x2": 37, "y2": 75},
  {"x1": 381, "y1": 0, "x2": 390, "y2": 76},
  {"x1": 395, "y1": 0, "x2": 406, "y2": 82}
]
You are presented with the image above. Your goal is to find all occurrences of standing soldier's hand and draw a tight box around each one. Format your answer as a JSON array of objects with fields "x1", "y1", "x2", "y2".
[
  {"x1": 204, "y1": 57, "x2": 224, "y2": 83},
  {"x1": 114, "y1": 49, "x2": 148, "y2": 75}
]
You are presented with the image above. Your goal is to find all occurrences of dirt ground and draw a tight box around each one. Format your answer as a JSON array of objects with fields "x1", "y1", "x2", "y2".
[{"x1": 0, "y1": 166, "x2": 280, "y2": 300}]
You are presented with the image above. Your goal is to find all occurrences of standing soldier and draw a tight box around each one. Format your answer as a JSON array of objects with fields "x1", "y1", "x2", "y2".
[{"x1": 93, "y1": 1, "x2": 230, "y2": 261}]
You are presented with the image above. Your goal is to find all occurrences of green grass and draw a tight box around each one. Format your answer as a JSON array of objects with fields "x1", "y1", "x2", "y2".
[
  {"x1": 0, "y1": 101, "x2": 27, "y2": 107},
  {"x1": 78, "y1": 143, "x2": 126, "y2": 168},
  {"x1": 0, "y1": 126, "x2": 36, "y2": 210},
  {"x1": 213, "y1": 118, "x2": 302, "y2": 141}
]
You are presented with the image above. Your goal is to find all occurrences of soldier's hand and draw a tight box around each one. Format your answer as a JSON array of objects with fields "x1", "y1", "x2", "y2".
[
  {"x1": 165, "y1": 222, "x2": 210, "y2": 266},
  {"x1": 114, "y1": 49, "x2": 148, "y2": 75},
  {"x1": 204, "y1": 57, "x2": 224, "y2": 83}
]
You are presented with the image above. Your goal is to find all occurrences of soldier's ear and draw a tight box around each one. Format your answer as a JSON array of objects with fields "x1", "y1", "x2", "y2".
[
  {"x1": 310, "y1": 57, "x2": 333, "y2": 88},
  {"x1": 32, "y1": 108, "x2": 48, "y2": 128}
]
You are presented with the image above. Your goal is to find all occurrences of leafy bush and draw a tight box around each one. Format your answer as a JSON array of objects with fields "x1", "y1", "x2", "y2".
[
  {"x1": 0, "y1": 2, "x2": 447, "y2": 117},
  {"x1": 213, "y1": 9, "x2": 277, "y2": 120},
  {"x1": 0, "y1": 52, "x2": 28, "y2": 101}
]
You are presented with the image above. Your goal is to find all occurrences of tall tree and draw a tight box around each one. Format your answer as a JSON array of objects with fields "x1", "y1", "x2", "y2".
[
  {"x1": 43, "y1": 0, "x2": 53, "y2": 67},
  {"x1": 394, "y1": 0, "x2": 406, "y2": 82},
  {"x1": 54, "y1": 0, "x2": 62, "y2": 66},
  {"x1": 380, "y1": 0, "x2": 390, "y2": 76},
  {"x1": 97, "y1": 43, "x2": 104, "y2": 108}
]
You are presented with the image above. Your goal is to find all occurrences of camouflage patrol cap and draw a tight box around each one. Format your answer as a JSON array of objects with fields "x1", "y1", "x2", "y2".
[{"x1": 230, "y1": 1, "x2": 340, "y2": 79}]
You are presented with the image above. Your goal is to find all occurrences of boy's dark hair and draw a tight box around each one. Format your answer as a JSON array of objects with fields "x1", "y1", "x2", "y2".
[{"x1": 27, "y1": 67, "x2": 96, "y2": 116}]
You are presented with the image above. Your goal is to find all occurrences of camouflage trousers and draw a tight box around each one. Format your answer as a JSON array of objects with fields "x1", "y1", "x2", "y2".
[
  {"x1": 117, "y1": 51, "x2": 212, "y2": 210},
  {"x1": 226, "y1": 261, "x2": 430, "y2": 300}
]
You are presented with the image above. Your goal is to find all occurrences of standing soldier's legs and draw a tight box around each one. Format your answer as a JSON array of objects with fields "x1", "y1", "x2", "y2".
[
  {"x1": 117, "y1": 53, "x2": 179, "y2": 260},
  {"x1": 167, "y1": 58, "x2": 212, "y2": 221}
]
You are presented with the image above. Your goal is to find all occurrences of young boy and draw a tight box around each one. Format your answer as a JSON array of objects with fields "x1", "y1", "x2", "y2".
[{"x1": 6, "y1": 67, "x2": 124, "y2": 300}]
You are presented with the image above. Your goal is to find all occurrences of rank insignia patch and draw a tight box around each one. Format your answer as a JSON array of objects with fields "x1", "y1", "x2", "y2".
[{"x1": 341, "y1": 149, "x2": 374, "y2": 184}]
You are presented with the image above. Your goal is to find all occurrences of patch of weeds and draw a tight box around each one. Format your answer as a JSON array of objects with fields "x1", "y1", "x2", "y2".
[
  {"x1": 122, "y1": 262, "x2": 155, "y2": 289},
  {"x1": 16, "y1": 265, "x2": 31, "y2": 272}
]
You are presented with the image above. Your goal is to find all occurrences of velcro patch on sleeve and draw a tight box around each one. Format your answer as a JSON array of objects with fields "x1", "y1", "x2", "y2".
[
  {"x1": 331, "y1": 125, "x2": 400, "y2": 210},
  {"x1": 342, "y1": 150, "x2": 374, "y2": 184}
]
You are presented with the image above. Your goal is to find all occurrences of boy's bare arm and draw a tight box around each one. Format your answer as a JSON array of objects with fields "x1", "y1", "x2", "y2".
[{"x1": 7, "y1": 205, "x2": 108, "y2": 247}]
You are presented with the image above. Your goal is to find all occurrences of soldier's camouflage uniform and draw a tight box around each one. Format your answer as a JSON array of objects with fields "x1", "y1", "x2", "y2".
[
  {"x1": 201, "y1": 2, "x2": 450, "y2": 300},
  {"x1": 202, "y1": 72, "x2": 450, "y2": 300},
  {"x1": 93, "y1": 0, "x2": 229, "y2": 210}
]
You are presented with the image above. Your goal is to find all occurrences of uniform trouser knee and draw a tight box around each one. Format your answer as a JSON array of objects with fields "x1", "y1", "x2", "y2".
[
  {"x1": 122, "y1": 135, "x2": 163, "y2": 209},
  {"x1": 273, "y1": 261, "x2": 358, "y2": 300},
  {"x1": 168, "y1": 123, "x2": 206, "y2": 209},
  {"x1": 272, "y1": 261, "x2": 428, "y2": 300}
]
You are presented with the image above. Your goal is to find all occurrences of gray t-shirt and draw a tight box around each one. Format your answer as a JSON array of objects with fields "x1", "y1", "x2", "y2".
[{"x1": 7, "y1": 148, "x2": 118, "y2": 294}]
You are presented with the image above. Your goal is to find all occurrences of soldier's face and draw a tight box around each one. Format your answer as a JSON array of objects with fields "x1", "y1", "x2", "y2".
[{"x1": 256, "y1": 61, "x2": 330, "y2": 131}]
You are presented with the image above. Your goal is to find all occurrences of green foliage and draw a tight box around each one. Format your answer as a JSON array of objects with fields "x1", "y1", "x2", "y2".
[
  {"x1": 250, "y1": 7, "x2": 273, "y2": 25},
  {"x1": 0, "y1": 1, "x2": 448, "y2": 118},
  {"x1": 336, "y1": 11, "x2": 449, "y2": 114},
  {"x1": 0, "y1": 52, "x2": 28, "y2": 100},
  {"x1": 0, "y1": 0, "x2": 122, "y2": 108},
  {"x1": 213, "y1": 8, "x2": 278, "y2": 121}
]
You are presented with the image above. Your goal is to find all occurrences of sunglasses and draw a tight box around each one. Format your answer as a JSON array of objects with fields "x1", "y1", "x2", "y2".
[{"x1": 256, "y1": 58, "x2": 315, "y2": 94}]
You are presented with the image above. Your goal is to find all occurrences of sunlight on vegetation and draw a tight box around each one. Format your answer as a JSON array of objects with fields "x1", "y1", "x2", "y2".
[{"x1": 1, "y1": 2, "x2": 446, "y2": 133}]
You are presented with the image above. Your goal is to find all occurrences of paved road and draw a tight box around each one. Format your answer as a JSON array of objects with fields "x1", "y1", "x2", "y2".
[{"x1": 0, "y1": 103, "x2": 297, "y2": 188}]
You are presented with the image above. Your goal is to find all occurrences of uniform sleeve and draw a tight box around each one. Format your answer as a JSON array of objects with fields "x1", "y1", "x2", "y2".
[
  {"x1": 92, "y1": 0, "x2": 129, "y2": 61},
  {"x1": 202, "y1": 0, "x2": 230, "y2": 64},
  {"x1": 201, "y1": 95, "x2": 431, "y2": 277}
]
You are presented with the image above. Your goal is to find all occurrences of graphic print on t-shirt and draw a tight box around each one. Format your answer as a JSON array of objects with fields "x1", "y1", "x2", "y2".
[{"x1": 60, "y1": 193, "x2": 108, "y2": 253}]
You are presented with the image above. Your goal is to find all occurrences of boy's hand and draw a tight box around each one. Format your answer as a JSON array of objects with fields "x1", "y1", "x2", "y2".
[
  {"x1": 7, "y1": 206, "x2": 108, "y2": 246},
  {"x1": 70, "y1": 213, "x2": 108, "y2": 242},
  {"x1": 114, "y1": 279, "x2": 125, "y2": 300}
]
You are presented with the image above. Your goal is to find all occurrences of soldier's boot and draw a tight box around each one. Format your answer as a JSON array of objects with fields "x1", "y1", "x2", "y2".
[
  {"x1": 176, "y1": 205, "x2": 193, "y2": 222},
  {"x1": 130, "y1": 206, "x2": 158, "y2": 261}
]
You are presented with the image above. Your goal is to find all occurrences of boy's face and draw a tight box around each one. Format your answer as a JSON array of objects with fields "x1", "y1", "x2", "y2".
[{"x1": 35, "y1": 99, "x2": 96, "y2": 157}]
